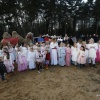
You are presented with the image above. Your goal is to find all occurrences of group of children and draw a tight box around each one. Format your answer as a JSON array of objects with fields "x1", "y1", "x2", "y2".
[
  {"x1": 50, "y1": 37, "x2": 100, "y2": 68},
  {"x1": 0, "y1": 37, "x2": 100, "y2": 81}
]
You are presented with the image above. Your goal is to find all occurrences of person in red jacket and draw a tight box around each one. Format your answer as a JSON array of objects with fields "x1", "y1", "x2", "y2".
[{"x1": 44, "y1": 34, "x2": 50, "y2": 42}]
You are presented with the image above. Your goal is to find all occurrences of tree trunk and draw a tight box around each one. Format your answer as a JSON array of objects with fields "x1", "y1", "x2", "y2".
[
  {"x1": 73, "y1": 17, "x2": 76, "y2": 36},
  {"x1": 95, "y1": 17, "x2": 98, "y2": 34},
  {"x1": 46, "y1": 19, "x2": 49, "y2": 35}
]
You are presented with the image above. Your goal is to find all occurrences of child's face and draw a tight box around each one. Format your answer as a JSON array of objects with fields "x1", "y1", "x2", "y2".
[
  {"x1": 24, "y1": 43, "x2": 27, "y2": 47},
  {"x1": 98, "y1": 41, "x2": 100, "y2": 44},
  {"x1": 3, "y1": 52, "x2": 7, "y2": 55},
  {"x1": 80, "y1": 47, "x2": 83, "y2": 50},
  {"x1": 40, "y1": 42, "x2": 42, "y2": 44},
  {"x1": 60, "y1": 43, "x2": 63, "y2": 47},
  {"x1": 36, "y1": 43, "x2": 38, "y2": 46},
  {"x1": 67, "y1": 44, "x2": 69, "y2": 47},
  {"x1": 42, "y1": 43, "x2": 45, "y2": 47},
  {"x1": 74, "y1": 43, "x2": 77, "y2": 47},
  {"x1": 63, "y1": 43, "x2": 65, "y2": 47},
  {"x1": 17, "y1": 48, "x2": 20, "y2": 52},
  {"x1": 8, "y1": 45, "x2": 12, "y2": 48},
  {"x1": 30, "y1": 46, "x2": 33, "y2": 48},
  {"x1": 45, "y1": 50, "x2": 47, "y2": 54},
  {"x1": 30, "y1": 48, "x2": 33, "y2": 52},
  {"x1": 38, "y1": 50, "x2": 41, "y2": 53},
  {"x1": 89, "y1": 40, "x2": 93, "y2": 44}
]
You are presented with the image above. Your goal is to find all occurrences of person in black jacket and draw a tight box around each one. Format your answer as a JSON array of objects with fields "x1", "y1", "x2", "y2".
[{"x1": 0, "y1": 57, "x2": 7, "y2": 81}]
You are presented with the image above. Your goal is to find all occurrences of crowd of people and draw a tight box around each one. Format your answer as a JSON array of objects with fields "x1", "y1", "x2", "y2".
[{"x1": 0, "y1": 33, "x2": 100, "y2": 82}]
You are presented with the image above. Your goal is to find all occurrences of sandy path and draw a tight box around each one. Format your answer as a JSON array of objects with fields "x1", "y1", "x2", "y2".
[{"x1": 0, "y1": 65, "x2": 100, "y2": 100}]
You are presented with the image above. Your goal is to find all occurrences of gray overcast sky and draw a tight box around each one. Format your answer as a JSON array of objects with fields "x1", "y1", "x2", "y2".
[
  {"x1": 84, "y1": 0, "x2": 87, "y2": 2},
  {"x1": 83, "y1": 0, "x2": 95, "y2": 2}
]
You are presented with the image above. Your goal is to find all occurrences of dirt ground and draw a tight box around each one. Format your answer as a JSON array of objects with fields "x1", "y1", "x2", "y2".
[{"x1": 0, "y1": 65, "x2": 100, "y2": 100}]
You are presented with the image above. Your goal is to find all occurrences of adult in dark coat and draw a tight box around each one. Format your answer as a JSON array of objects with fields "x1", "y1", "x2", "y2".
[
  {"x1": 89, "y1": 35, "x2": 92, "y2": 40},
  {"x1": 63, "y1": 34, "x2": 69, "y2": 44},
  {"x1": 85, "y1": 34, "x2": 89, "y2": 42},
  {"x1": 92, "y1": 34, "x2": 97, "y2": 43},
  {"x1": 95, "y1": 35, "x2": 99, "y2": 43}
]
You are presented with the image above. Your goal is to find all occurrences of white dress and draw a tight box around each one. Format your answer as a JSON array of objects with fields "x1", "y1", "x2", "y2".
[
  {"x1": 21, "y1": 46, "x2": 28, "y2": 65},
  {"x1": 21, "y1": 47, "x2": 28, "y2": 58},
  {"x1": 9, "y1": 48, "x2": 15, "y2": 62},
  {"x1": 77, "y1": 50, "x2": 86, "y2": 64},
  {"x1": 50, "y1": 42, "x2": 58, "y2": 65},
  {"x1": 85, "y1": 44, "x2": 89, "y2": 61},
  {"x1": 77, "y1": 43, "x2": 81, "y2": 49},
  {"x1": 27, "y1": 51, "x2": 36, "y2": 69},
  {"x1": 71, "y1": 46, "x2": 79, "y2": 62},
  {"x1": 3, "y1": 55, "x2": 14, "y2": 73},
  {"x1": 88, "y1": 43, "x2": 96, "y2": 59}
]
